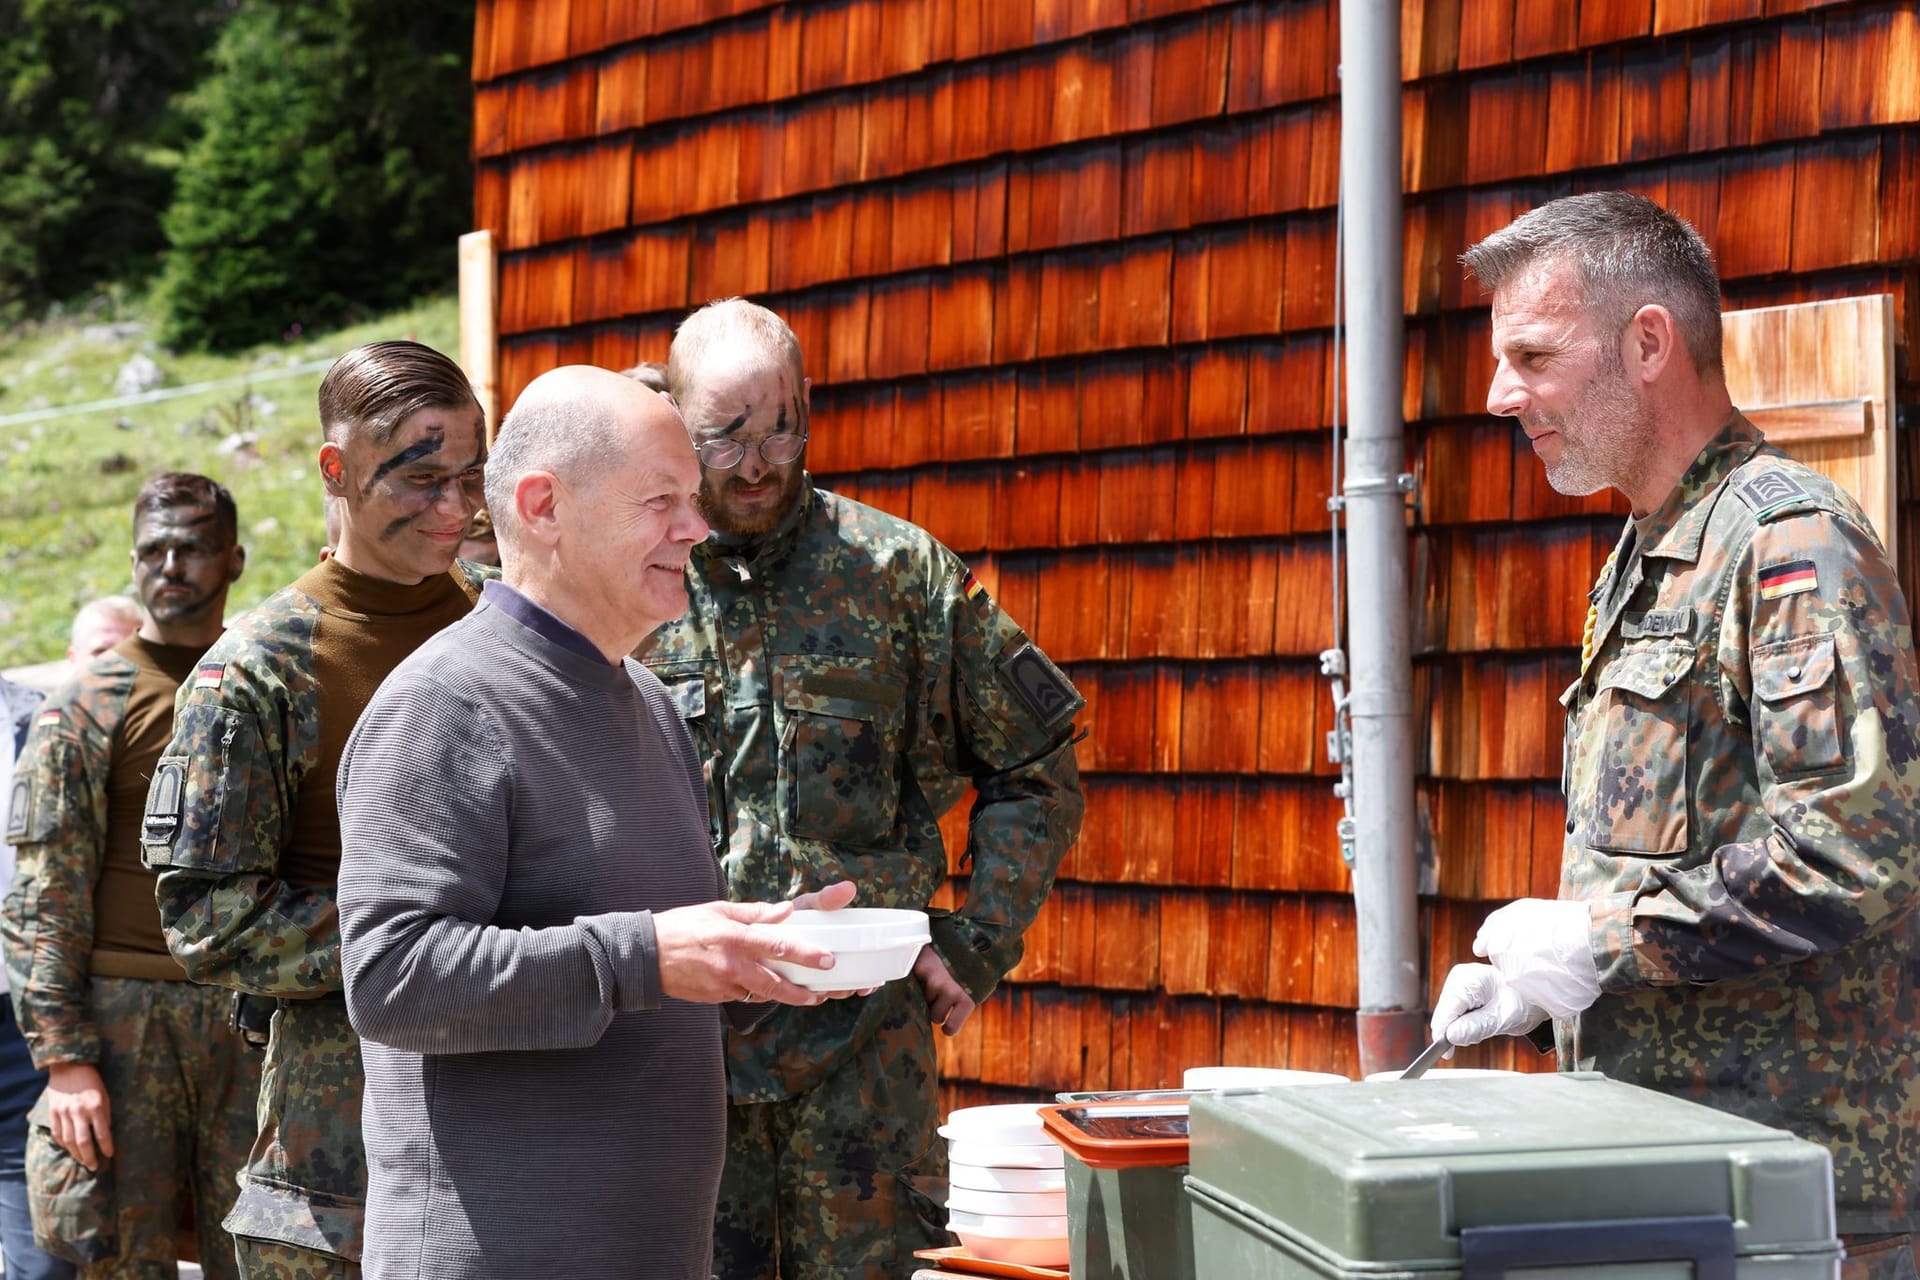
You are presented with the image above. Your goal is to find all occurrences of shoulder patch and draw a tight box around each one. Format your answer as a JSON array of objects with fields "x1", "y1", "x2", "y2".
[
  {"x1": 5, "y1": 775, "x2": 28, "y2": 843},
  {"x1": 193, "y1": 662, "x2": 225, "y2": 691},
  {"x1": 999, "y1": 641, "x2": 1076, "y2": 727},
  {"x1": 34, "y1": 708, "x2": 60, "y2": 729},
  {"x1": 1733, "y1": 470, "x2": 1813, "y2": 521},
  {"x1": 961, "y1": 569, "x2": 988, "y2": 605},
  {"x1": 141, "y1": 757, "x2": 187, "y2": 850}
]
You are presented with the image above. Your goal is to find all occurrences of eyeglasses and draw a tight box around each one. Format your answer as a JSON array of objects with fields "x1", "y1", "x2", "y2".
[{"x1": 693, "y1": 431, "x2": 808, "y2": 470}]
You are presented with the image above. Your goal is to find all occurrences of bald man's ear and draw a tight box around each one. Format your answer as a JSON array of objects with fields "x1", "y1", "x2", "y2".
[
  {"x1": 514, "y1": 471, "x2": 562, "y2": 546},
  {"x1": 318, "y1": 442, "x2": 348, "y2": 497}
]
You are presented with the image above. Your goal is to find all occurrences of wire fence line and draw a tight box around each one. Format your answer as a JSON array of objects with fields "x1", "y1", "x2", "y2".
[{"x1": 0, "y1": 355, "x2": 338, "y2": 430}]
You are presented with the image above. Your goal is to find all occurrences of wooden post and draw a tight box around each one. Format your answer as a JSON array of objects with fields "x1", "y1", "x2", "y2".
[{"x1": 458, "y1": 230, "x2": 499, "y2": 439}]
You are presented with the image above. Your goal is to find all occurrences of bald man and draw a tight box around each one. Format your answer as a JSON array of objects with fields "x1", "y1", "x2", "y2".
[
  {"x1": 143, "y1": 341, "x2": 493, "y2": 1280},
  {"x1": 337, "y1": 367, "x2": 858, "y2": 1280}
]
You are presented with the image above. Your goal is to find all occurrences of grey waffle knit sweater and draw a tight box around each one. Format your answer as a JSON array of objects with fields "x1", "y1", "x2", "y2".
[{"x1": 338, "y1": 597, "x2": 725, "y2": 1280}]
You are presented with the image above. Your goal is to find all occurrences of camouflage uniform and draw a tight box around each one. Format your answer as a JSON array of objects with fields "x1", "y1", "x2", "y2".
[
  {"x1": 140, "y1": 562, "x2": 488, "y2": 1280},
  {"x1": 635, "y1": 482, "x2": 1084, "y2": 1279},
  {"x1": 1560, "y1": 415, "x2": 1920, "y2": 1242},
  {"x1": 2, "y1": 645, "x2": 260, "y2": 1278}
]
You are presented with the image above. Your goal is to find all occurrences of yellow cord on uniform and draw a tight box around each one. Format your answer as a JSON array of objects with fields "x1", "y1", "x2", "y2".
[{"x1": 1581, "y1": 544, "x2": 1621, "y2": 669}]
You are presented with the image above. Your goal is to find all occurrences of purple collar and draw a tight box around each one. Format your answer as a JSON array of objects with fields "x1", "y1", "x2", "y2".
[{"x1": 482, "y1": 581, "x2": 611, "y2": 665}]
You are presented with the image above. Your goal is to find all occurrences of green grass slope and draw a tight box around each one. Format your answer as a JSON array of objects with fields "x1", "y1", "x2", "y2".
[{"x1": 0, "y1": 295, "x2": 460, "y2": 667}]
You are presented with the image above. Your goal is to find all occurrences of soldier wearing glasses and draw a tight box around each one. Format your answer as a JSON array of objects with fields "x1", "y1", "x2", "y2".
[{"x1": 634, "y1": 298, "x2": 1086, "y2": 1279}]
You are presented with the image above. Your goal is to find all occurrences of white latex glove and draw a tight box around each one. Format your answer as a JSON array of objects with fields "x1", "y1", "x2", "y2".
[
  {"x1": 1472, "y1": 897, "x2": 1601, "y2": 1020},
  {"x1": 1430, "y1": 963, "x2": 1548, "y2": 1047}
]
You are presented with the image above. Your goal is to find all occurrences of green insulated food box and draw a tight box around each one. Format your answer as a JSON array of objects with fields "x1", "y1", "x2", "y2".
[{"x1": 1185, "y1": 1073, "x2": 1842, "y2": 1279}]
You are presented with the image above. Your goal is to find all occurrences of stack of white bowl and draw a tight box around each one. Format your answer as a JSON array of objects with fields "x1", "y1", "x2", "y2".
[
  {"x1": 938, "y1": 1104, "x2": 1068, "y2": 1268},
  {"x1": 1183, "y1": 1066, "x2": 1352, "y2": 1090}
]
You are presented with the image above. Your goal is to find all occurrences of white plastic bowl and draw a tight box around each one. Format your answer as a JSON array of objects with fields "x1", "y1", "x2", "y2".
[
  {"x1": 938, "y1": 1103, "x2": 1048, "y2": 1145},
  {"x1": 947, "y1": 1210, "x2": 1069, "y2": 1267},
  {"x1": 947, "y1": 1162, "x2": 1066, "y2": 1193},
  {"x1": 763, "y1": 907, "x2": 929, "y2": 991},
  {"x1": 945, "y1": 1138, "x2": 1064, "y2": 1169},
  {"x1": 1182, "y1": 1066, "x2": 1352, "y2": 1089},
  {"x1": 947, "y1": 1185, "x2": 1068, "y2": 1217}
]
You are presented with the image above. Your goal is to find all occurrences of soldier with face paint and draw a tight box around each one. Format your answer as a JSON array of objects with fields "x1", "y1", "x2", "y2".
[
  {"x1": 636, "y1": 300, "x2": 1086, "y2": 1279},
  {"x1": 141, "y1": 342, "x2": 492, "y2": 1280},
  {"x1": 3, "y1": 473, "x2": 254, "y2": 1278}
]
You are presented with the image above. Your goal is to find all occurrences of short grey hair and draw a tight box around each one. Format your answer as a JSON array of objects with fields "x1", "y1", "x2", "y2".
[
  {"x1": 667, "y1": 298, "x2": 806, "y2": 402},
  {"x1": 1462, "y1": 191, "x2": 1724, "y2": 376},
  {"x1": 484, "y1": 391, "x2": 630, "y2": 559},
  {"x1": 69, "y1": 595, "x2": 142, "y2": 651}
]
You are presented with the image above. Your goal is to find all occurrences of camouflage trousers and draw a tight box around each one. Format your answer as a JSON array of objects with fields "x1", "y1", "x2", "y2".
[
  {"x1": 26, "y1": 977, "x2": 260, "y2": 1280},
  {"x1": 1842, "y1": 1233, "x2": 1920, "y2": 1280},
  {"x1": 713, "y1": 998, "x2": 949, "y2": 1279},
  {"x1": 232, "y1": 1238, "x2": 358, "y2": 1280}
]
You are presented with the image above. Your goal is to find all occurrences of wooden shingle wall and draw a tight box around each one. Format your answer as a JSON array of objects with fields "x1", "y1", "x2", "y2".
[{"x1": 472, "y1": 0, "x2": 1920, "y2": 1101}]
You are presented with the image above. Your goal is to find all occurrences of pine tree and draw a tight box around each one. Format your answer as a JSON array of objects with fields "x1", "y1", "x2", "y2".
[{"x1": 157, "y1": 0, "x2": 473, "y2": 351}]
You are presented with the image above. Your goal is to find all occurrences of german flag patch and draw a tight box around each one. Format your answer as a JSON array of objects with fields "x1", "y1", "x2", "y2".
[
  {"x1": 193, "y1": 662, "x2": 225, "y2": 691},
  {"x1": 961, "y1": 570, "x2": 988, "y2": 604},
  {"x1": 1758, "y1": 560, "x2": 1818, "y2": 600},
  {"x1": 34, "y1": 708, "x2": 60, "y2": 728}
]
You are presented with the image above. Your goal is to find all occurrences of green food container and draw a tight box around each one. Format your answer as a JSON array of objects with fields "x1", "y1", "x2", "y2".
[
  {"x1": 1066, "y1": 1153, "x2": 1196, "y2": 1280},
  {"x1": 1185, "y1": 1073, "x2": 1842, "y2": 1279}
]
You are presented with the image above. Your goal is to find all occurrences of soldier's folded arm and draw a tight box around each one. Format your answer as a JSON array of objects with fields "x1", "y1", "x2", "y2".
[
  {"x1": 1593, "y1": 511, "x2": 1920, "y2": 992},
  {"x1": 2, "y1": 712, "x2": 111, "y2": 1066},
  {"x1": 928, "y1": 570, "x2": 1087, "y2": 1004},
  {"x1": 141, "y1": 682, "x2": 340, "y2": 998},
  {"x1": 149, "y1": 868, "x2": 341, "y2": 997}
]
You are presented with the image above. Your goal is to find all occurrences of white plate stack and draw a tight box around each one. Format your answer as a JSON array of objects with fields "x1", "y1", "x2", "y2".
[{"x1": 938, "y1": 1104, "x2": 1068, "y2": 1268}]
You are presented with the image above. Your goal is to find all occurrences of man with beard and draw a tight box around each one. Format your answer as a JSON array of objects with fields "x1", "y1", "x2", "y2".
[
  {"x1": 1432, "y1": 192, "x2": 1920, "y2": 1277},
  {"x1": 3, "y1": 474, "x2": 256, "y2": 1278},
  {"x1": 142, "y1": 341, "x2": 491, "y2": 1280},
  {"x1": 634, "y1": 299, "x2": 1086, "y2": 1278}
]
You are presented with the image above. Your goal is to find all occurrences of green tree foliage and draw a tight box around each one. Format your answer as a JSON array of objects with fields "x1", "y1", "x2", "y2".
[
  {"x1": 157, "y1": 0, "x2": 474, "y2": 351},
  {"x1": 0, "y1": 0, "x2": 232, "y2": 320}
]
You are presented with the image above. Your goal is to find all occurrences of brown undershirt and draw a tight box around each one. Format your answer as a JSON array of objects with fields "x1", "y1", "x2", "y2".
[
  {"x1": 282, "y1": 557, "x2": 475, "y2": 890},
  {"x1": 95, "y1": 634, "x2": 205, "y2": 974}
]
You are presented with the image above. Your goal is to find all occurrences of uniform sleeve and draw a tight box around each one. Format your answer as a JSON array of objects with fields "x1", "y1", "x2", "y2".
[
  {"x1": 927, "y1": 568, "x2": 1086, "y2": 1002},
  {"x1": 339, "y1": 677, "x2": 662, "y2": 1055},
  {"x1": 1591, "y1": 507, "x2": 1920, "y2": 988},
  {"x1": 1, "y1": 704, "x2": 110, "y2": 1066},
  {"x1": 142, "y1": 664, "x2": 341, "y2": 998}
]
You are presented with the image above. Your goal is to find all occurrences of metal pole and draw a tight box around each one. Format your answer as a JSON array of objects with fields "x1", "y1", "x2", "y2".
[{"x1": 1338, "y1": 0, "x2": 1422, "y2": 1077}]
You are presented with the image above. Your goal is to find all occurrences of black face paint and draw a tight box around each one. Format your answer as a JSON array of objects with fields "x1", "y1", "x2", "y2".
[
  {"x1": 134, "y1": 509, "x2": 220, "y2": 564},
  {"x1": 364, "y1": 434, "x2": 447, "y2": 496},
  {"x1": 722, "y1": 409, "x2": 750, "y2": 436},
  {"x1": 774, "y1": 403, "x2": 789, "y2": 431},
  {"x1": 368, "y1": 442, "x2": 484, "y2": 542},
  {"x1": 381, "y1": 510, "x2": 429, "y2": 540}
]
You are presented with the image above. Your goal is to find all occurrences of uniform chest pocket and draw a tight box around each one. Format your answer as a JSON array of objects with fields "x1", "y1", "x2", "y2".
[
  {"x1": 1572, "y1": 644, "x2": 1695, "y2": 855},
  {"x1": 774, "y1": 657, "x2": 906, "y2": 848},
  {"x1": 1751, "y1": 634, "x2": 1844, "y2": 779},
  {"x1": 649, "y1": 662, "x2": 726, "y2": 846}
]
